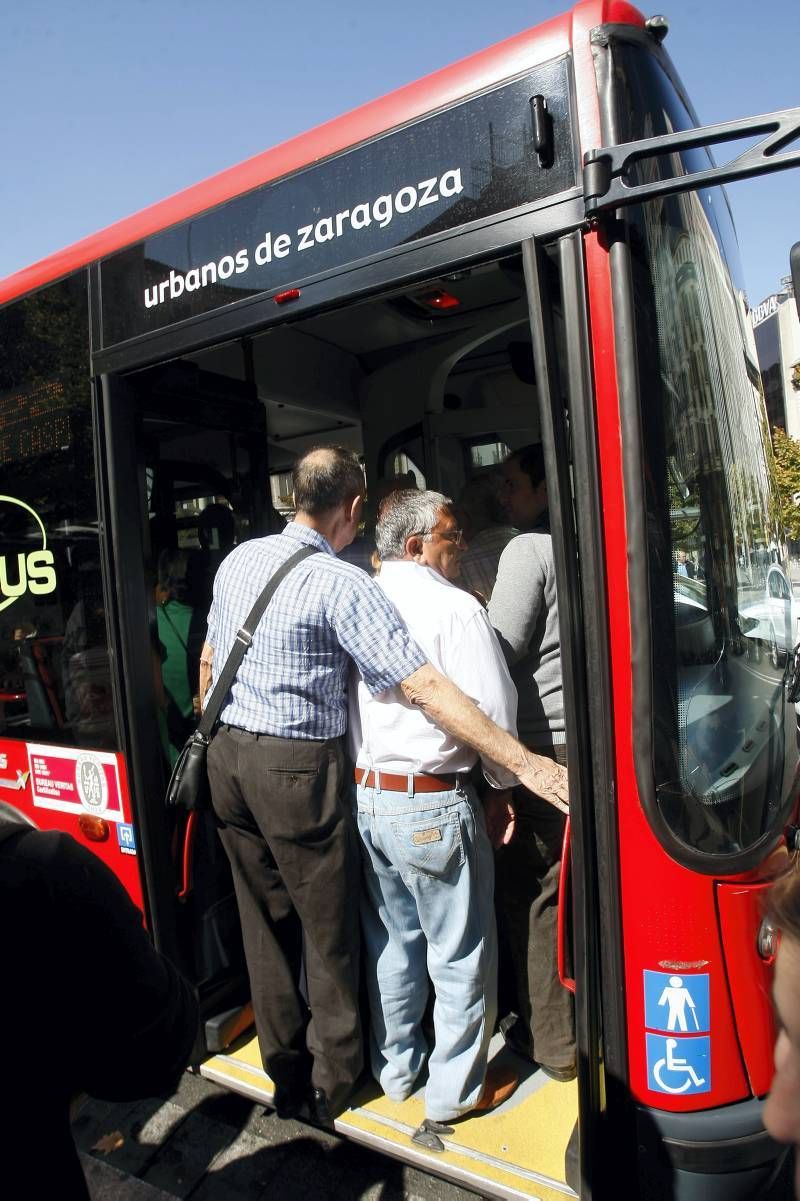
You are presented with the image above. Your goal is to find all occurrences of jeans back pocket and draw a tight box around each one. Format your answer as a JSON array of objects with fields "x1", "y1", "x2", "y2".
[{"x1": 389, "y1": 810, "x2": 465, "y2": 880}]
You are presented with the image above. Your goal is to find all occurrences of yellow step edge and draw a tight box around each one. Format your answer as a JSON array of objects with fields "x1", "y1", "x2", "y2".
[{"x1": 200, "y1": 1034, "x2": 578, "y2": 1201}]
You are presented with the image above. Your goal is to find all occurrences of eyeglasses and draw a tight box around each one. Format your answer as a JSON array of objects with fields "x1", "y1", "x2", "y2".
[
  {"x1": 412, "y1": 526, "x2": 465, "y2": 547},
  {"x1": 436, "y1": 527, "x2": 465, "y2": 547}
]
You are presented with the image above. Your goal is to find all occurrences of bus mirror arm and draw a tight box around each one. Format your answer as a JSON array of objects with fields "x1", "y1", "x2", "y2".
[{"x1": 583, "y1": 106, "x2": 800, "y2": 219}]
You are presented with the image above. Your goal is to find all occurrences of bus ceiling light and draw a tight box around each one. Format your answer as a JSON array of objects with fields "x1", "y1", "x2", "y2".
[
  {"x1": 78, "y1": 814, "x2": 110, "y2": 842},
  {"x1": 273, "y1": 288, "x2": 301, "y2": 305},
  {"x1": 757, "y1": 916, "x2": 779, "y2": 962},
  {"x1": 645, "y1": 15, "x2": 669, "y2": 43}
]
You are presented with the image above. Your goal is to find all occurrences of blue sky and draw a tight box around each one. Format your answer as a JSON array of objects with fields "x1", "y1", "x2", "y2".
[{"x1": 1, "y1": 0, "x2": 797, "y2": 305}]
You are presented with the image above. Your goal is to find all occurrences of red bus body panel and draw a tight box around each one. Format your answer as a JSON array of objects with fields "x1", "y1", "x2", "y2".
[
  {"x1": 0, "y1": 736, "x2": 144, "y2": 911},
  {"x1": 569, "y1": 2, "x2": 777, "y2": 1113},
  {"x1": 717, "y1": 877, "x2": 782, "y2": 1099}
]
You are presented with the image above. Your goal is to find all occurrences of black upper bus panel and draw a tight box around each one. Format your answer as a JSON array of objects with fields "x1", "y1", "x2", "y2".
[{"x1": 100, "y1": 56, "x2": 575, "y2": 347}]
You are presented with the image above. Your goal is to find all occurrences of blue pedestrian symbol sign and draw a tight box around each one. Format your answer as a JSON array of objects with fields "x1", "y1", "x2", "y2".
[
  {"x1": 644, "y1": 970, "x2": 711, "y2": 1096},
  {"x1": 644, "y1": 970, "x2": 709, "y2": 1033},
  {"x1": 646, "y1": 1034, "x2": 711, "y2": 1094}
]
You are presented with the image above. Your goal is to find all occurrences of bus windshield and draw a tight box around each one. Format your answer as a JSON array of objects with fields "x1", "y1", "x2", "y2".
[{"x1": 618, "y1": 45, "x2": 794, "y2": 858}]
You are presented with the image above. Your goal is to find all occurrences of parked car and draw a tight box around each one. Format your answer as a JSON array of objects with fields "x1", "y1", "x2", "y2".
[{"x1": 738, "y1": 564, "x2": 800, "y2": 668}]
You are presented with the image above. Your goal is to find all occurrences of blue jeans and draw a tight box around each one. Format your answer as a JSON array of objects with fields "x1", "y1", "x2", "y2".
[{"x1": 355, "y1": 779, "x2": 497, "y2": 1122}]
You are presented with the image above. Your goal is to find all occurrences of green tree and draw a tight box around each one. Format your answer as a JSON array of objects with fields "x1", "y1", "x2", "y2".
[{"x1": 771, "y1": 427, "x2": 800, "y2": 541}]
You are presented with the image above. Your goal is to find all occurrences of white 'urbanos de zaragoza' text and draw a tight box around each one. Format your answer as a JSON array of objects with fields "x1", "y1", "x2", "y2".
[{"x1": 143, "y1": 168, "x2": 464, "y2": 310}]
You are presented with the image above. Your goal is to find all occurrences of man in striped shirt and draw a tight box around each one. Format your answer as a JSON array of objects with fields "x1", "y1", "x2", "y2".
[{"x1": 202, "y1": 446, "x2": 568, "y2": 1125}]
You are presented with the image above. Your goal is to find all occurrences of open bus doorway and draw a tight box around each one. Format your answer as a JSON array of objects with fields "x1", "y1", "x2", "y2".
[
  {"x1": 103, "y1": 359, "x2": 269, "y2": 1035},
  {"x1": 116, "y1": 248, "x2": 581, "y2": 1200}
]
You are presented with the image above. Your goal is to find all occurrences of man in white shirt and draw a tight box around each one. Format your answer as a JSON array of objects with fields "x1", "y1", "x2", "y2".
[{"x1": 350, "y1": 490, "x2": 559, "y2": 1128}]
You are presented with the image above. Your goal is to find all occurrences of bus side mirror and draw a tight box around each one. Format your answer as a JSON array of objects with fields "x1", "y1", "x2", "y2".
[{"x1": 791, "y1": 242, "x2": 800, "y2": 321}]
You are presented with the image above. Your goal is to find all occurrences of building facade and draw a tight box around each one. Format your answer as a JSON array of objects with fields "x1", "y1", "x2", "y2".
[{"x1": 752, "y1": 290, "x2": 800, "y2": 438}]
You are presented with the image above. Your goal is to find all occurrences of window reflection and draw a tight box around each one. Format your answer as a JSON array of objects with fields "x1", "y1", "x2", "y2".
[
  {"x1": 0, "y1": 276, "x2": 117, "y2": 750},
  {"x1": 621, "y1": 48, "x2": 794, "y2": 855}
]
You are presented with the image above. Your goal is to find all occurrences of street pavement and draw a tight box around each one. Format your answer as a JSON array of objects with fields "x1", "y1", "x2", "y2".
[{"x1": 74, "y1": 1071, "x2": 483, "y2": 1201}]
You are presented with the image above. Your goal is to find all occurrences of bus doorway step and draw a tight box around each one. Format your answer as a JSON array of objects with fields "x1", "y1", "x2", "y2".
[{"x1": 205, "y1": 1000, "x2": 254, "y2": 1053}]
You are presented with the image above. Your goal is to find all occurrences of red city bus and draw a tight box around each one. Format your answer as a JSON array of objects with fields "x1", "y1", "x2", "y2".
[{"x1": 2, "y1": 2, "x2": 800, "y2": 1196}]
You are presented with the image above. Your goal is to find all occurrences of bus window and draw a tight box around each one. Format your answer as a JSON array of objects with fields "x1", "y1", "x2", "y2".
[
  {"x1": 385, "y1": 450, "x2": 425, "y2": 488},
  {"x1": 0, "y1": 276, "x2": 117, "y2": 751},
  {"x1": 469, "y1": 439, "x2": 511, "y2": 470},
  {"x1": 620, "y1": 48, "x2": 791, "y2": 857}
]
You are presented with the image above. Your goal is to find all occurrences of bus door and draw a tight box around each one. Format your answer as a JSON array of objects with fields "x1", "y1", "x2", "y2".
[
  {"x1": 137, "y1": 248, "x2": 595, "y2": 1201},
  {"x1": 99, "y1": 359, "x2": 267, "y2": 1027}
]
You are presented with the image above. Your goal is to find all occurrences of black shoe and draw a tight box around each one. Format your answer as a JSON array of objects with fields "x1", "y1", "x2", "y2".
[
  {"x1": 539, "y1": 1061, "x2": 577, "y2": 1083},
  {"x1": 273, "y1": 1085, "x2": 306, "y2": 1120},
  {"x1": 500, "y1": 1015, "x2": 535, "y2": 1062},
  {"x1": 305, "y1": 1087, "x2": 335, "y2": 1130}
]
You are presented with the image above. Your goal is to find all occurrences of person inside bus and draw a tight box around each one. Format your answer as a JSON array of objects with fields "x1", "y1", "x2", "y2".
[
  {"x1": 488, "y1": 443, "x2": 576, "y2": 1082},
  {"x1": 456, "y1": 472, "x2": 517, "y2": 604},
  {"x1": 338, "y1": 471, "x2": 418, "y2": 574},
  {"x1": 763, "y1": 867, "x2": 800, "y2": 1198},
  {"x1": 350, "y1": 489, "x2": 522, "y2": 1126},
  {"x1": 199, "y1": 446, "x2": 568, "y2": 1127},
  {"x1": 676, "y1": 549, "x2": 696, "y2": 578},
  {"x1": 155, "y1": 547, "x2": 204, "y2": 764},
  {"x1": 187, "y1": 501, "x2": 237, "y2": 612},
  {"x1": 0, "y1": 802, "x2": 198, "y2": 1201}
]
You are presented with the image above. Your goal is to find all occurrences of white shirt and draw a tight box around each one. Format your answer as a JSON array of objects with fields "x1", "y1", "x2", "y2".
[{"x1": 349, "y1": 560, "x2": 519, "y2": 788}]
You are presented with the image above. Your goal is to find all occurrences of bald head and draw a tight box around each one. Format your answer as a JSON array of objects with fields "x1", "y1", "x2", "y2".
[{"x1": 292, "y1": 446, "x2": 365, "y2": 516}]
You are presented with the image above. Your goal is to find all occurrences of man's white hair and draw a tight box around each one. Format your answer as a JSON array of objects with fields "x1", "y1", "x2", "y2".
[{"x1": 375, "y1": 489, "x2": 452, "y2": 561}]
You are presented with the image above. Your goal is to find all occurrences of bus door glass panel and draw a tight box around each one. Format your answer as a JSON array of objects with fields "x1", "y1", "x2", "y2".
[
  {"x1": 620, "y1": 48, "x2": 792, "y2": 855},
  {"x1": 134, "y1": 359, "x2": 264, "y2": 992},
  {"x1": 0, "y1": 275, "x2": 117, "y2": 750},
  {"x1": 138, "y1": 362, "x2": 266, "y2": 770}
]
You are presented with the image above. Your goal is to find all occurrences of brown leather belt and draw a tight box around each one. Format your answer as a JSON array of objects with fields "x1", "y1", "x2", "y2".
[{"x1": 355, "y1": 769, "x2": 457, "y2": 793}]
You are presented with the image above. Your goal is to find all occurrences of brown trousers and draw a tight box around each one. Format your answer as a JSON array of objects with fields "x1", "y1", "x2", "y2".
[
  {"x1": 208, "y1": 725, "x2": 362, "y2": 1113},
  {"x1": 495, "y1": 741, "x2": 576, "y2": 1070}
]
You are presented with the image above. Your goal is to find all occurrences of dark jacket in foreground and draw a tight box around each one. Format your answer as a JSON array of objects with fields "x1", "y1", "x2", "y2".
[{"x1": 0, "y1": 804, "x2": 198, "y2": 1200}]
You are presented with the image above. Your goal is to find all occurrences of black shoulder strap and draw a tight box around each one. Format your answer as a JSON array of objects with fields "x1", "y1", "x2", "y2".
[{"x1": 197, "y1": 544, "x2": 319, "y2": 738}]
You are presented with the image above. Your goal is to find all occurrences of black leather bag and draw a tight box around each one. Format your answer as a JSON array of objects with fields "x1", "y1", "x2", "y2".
[
  {"x1": 164, "y1": 545, "x2": 319, "y2": 812},
  {"x1": 165, "y1": 731, "x2": 212, "y2": 812}
]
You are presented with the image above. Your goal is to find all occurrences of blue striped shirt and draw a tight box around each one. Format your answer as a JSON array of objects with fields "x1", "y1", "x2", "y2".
[{"x1": 206, "y1": 522, "x2": 426, "y2": 738}]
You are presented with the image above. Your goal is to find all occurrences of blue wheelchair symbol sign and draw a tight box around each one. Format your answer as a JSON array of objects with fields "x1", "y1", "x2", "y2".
[
  {"x1": 644, "y1": 970, "x2": 709, "y2": 1033},
  {"x1": 647, "y1": 1034, "x2": 711, "y2": 1095}
]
